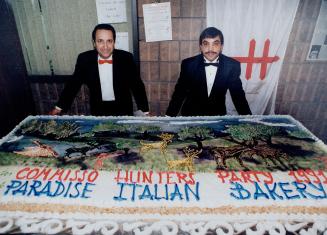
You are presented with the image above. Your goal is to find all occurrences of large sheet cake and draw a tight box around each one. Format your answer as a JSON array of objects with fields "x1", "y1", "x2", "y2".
[{"x1": 0, "y1": 115, "x2": 327, "y2": 234}]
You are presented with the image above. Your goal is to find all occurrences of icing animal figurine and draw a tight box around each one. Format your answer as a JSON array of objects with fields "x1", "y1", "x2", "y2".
[
  {"x1": 211, "y1": 146, "x2": 289, "y2": 170},
  {"x1": 139, "y1": 133, "x2": 174, "y2": 155},
  {"x1": 249, "y1": 146, "x2": 289, "y2": 169},
  {"x1": 167, "y1": 147, "x2": 202, "y2": 172},
  {"x1": 93, "y1": 152, "x2": 122, "y2": 170},
  {"x1": 14, "y1": 140, "x2": 58, "y2": 158},
  {"x1": 211, "y1": 146, "x2": 248, "y2": 170}
]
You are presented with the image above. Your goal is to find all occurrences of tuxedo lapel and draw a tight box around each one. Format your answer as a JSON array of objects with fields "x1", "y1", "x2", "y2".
[
  {"x1": 209, "y1": 54, "x2": 226, "y2": 97},
  {"x1": 194, "y1": 55, "x2": 209, "y2": 97},
  {"x1": 90, "y1": 50, "x2": 100, "y2": 81},
  {"x1": 112, "y1": 50, "x2": 120, "y2": 93}
]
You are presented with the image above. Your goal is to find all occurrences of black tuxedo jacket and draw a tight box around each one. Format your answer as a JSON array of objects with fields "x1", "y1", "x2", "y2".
[
  {"x1": 166, "y1": 53, "x2": 251, "y2": 116},
  {"x1": 57, "y1": 49, "x2": 149, "y2": 116}
]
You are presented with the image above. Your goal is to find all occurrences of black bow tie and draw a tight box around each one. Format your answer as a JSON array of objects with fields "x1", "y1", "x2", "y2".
[{"x1": 204, "y1": 63, "x2": 219, "y2": 67}]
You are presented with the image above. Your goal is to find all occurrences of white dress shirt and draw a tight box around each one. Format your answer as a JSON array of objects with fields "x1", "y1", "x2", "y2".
[
  {"x1": 204, "y1": 57, "x2": 219, "y2": 96},
  {"x1": 98, "y1": 55, "x2": 115, "y2": 101}
]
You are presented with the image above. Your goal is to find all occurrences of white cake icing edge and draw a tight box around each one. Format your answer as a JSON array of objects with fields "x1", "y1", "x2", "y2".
[{"x1": 0, "y1": 211, "x2": 327, "y2": 235}]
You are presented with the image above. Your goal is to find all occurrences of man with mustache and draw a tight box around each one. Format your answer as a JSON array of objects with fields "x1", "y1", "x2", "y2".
[
  {"x1": 49, "y1": 24, "x2": 149, "y2": 116},
  {"x1": 166, "y1": 27, "x2": 251, "y2": 116}
]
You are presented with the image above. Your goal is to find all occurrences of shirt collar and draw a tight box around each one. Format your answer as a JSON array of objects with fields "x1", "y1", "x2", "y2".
[{"x1": 98, "y1": 55, "x2": 113, "y2": 61}]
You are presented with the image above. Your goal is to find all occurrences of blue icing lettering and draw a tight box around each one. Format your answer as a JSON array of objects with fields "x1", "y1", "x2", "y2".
[
  {"x1": 113, "y1": 182, "x2": 200, "y2": 202},
  {"x1": 51, "y1": 181, "x2": 66, "y2": 197},
  {"x1": 253, "y1": 182, "x2": 269, "y2": 200},
  {"x1": 69, "y1": 182, "x2": 82, "y2": 198},
  {"x1": 164, "y1": 184, "x2": 168, "y2": 200},
  {"x1": 113, "y1": 183, "x2": 143, "y2": 201},
  {"x1": 113, "y1": 182, "x2": 128, "y2": 201},
  {"x1": 139, "y1": 184, "x2": 153, "y2": 200},
  {"x1": 170, "y1": 184, "x2": 183, "y2": 201},
  {"x1": 13, "y1": 180, "x2": 28, "y2": 196},
  {"x1": 293, "y1": 182, "x2": 327, "y2": 199},
  {"x1": 154, "y1": 184, "x2": 166, "y2": 200},
  {"x1": 27, "y1": 180, "x2": 42, "y2": 196},
  {"x1": 185, "y1": 182, "x2": 200, "y2": 201},
  {"x1": 81, "y1": 182, "x2": 95, "y2": 199},
  {"x1": 130, "y1": 183, "x2": 142, "y2": 201},
  {"x1": 63, "y1": 182, "x2": 73, "y2": 198},
  {"x1": 4, "y1": 180, "x2": 22, "y2": 195},
  {"x1": 4, "y1": 180, "x2": 94, "y2": 199},
  {"x1": 292, "y1": 181, "x2": 308, "y2": 198},
  {"x1": 307, "y1": 182, "x2": 327, "y2": 199},
  {"x1": 229, "y1": 181, "x2": 327, "y2": 201},
  {"x1": 278, "y1": 182, "x2": 300, "y2": 200},
  {"x1": 230, "y1": 182, "x2": 250, "y2": 200},
  {"x1": 264, "y1": 183, "x2": 283, "y2": 200},
  {"x1": 40, "y1": 181, "x2": 52, "y2": 196}
]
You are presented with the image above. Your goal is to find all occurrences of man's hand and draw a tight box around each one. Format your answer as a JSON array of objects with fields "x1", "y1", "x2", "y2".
[
  {"x1": 48, "y1": 107, "x2": 62, "y2": 115},
  {"x1": 134, "y1": 110, "x2": 150, "y2": 117}
]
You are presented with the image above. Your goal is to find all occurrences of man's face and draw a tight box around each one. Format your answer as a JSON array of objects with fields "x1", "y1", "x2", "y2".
[
  {"x1": 94, "y1": 29, "x2": 115, "y2": 59},
  {"x1": 200, "y1": 36, "x2": 223, "y2": 61}
]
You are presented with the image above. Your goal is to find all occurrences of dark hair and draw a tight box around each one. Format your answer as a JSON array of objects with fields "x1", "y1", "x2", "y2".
[
  {"x1": 199, "y1": 27, "x2": 224, "y2": 45},
  {"x1": 92, "y1": 24, "x2": 116, "y2": 42}
]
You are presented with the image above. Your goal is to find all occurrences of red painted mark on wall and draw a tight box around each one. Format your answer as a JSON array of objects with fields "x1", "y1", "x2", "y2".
[{"x1": 233, "y1": 39, "x2": 279, "y2": 80}]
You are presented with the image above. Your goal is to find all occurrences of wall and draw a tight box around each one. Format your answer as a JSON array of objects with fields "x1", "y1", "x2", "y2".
[
  {"x1": 138, "y1": 0, "x2": 206, "y2": 114},
  {"x1": 275, "y1": 0, "x2": 327, "y2": 142},
  {"x1": 0, "y1": 1, "x2": 35, "y2": 137}
]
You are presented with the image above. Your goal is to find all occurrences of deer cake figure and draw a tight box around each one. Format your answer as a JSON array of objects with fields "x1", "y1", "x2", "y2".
[
  {"x1": 139, "y1": 133, "x2": 174, "y2": 155},
  {"x1": 167, "y1": 147, "x2": 202, "y2": 172}
]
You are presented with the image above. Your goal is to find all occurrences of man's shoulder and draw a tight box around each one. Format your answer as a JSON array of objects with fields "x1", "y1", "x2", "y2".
[
  {"x1": 79, "y1": 50, "x2": 97, "y2": 57},
  {"x1": 182, "y1": 54, "x2": 202, "y2": 65},
  {"x1": 77, "y1": 50, "x2": 97, "y2": 62},
  {"x1": 113, "y1": 49, "x2": 133, "y2": 58},
  {"x1": 220, "y1": 53, "x2": 240, "y2": 65},
  {"x1": 183, "y1": 54, "x2": 201, "y2": 62}
]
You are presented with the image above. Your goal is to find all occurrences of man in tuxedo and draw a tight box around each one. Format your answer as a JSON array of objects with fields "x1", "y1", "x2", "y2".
[
  {"x1": 166, "y1": 27, "x2": 251, "y2": 116},
  {"x1": 49, "y1": 24, "x2": 149, "y2": 116}
]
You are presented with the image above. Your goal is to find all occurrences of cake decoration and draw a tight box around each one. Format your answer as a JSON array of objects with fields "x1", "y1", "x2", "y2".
[
  {"x1": 167, "y1": 147, "x2": 201, "y2": 172},
  {"x1": 139, "y1": 133, "x2": 174, "y2": 155},
  {"x1": 13, "y1": 140, "x2": 58, "y2": 158},
  {"x1": 0, "y1": 115, "x2": 327, "y2": 234}
]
